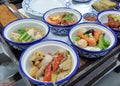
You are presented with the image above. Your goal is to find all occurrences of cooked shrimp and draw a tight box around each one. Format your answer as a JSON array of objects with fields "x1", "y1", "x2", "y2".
[{"x1": 47, "y1": 15, "x2": 61, "y2": 25}]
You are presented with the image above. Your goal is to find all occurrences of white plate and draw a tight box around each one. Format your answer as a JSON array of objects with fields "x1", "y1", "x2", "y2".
[{"x1": 22, "y1": 0, "x2": 66, "y2": 17}]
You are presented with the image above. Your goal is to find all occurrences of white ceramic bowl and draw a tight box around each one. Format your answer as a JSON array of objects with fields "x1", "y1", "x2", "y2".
[
  {"x1": 19, "y1": 40, "x2": 80, "y2": 85},
  {"x1": 97, "y1": 10, "x2": 120, "y2": 37},
  {"x1": 43, "y1": 7, "x2": 82, "y2": 36},
  {"x1": 68, "y1": 22, "x2": 117, "y2": 58},
  {"x1": 2, "y1": 18, "x2": 50, "y2": 50}
]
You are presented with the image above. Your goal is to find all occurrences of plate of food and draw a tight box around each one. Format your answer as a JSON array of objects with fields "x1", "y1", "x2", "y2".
[
  {"x1": 97, "y1": 10, "x2": 120, "y2": 37},
  {"x1": 22, "y1": 0, "x2": 66, "y2": 17},
  {"x1": 92, "y1": 0, "x2": 118, "y2": 12}
]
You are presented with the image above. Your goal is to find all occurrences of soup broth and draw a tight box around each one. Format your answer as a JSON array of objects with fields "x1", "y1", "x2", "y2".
[{"x1": 10, "y1": 26, "x2": 45, "y2": 42}]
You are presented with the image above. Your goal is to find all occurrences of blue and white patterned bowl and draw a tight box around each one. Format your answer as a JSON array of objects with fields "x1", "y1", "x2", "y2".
[
  {"x1": 22, "y1": 0, "x2": 66, "y2": 17},
  {"x1": 43, "y1": 7, "x2": 82, "y2": 36},
  {"x1": 97, "y1": 10, "x2": 120, "y2": 38},
  {"x1": 72, "y1": 0, "x2": 91, "y2": 3},
  {"x1": 2, "y1": 18, "x2": 50, "y2": 50},
  {"x1": 19, "y1": 40, "x2": 80, "y2": 86},
  {"x1": 82, "y1": 12, "x2": 97, "y2": 22},
  {"x1": 68, "y1": 22, "x2": 117, "y2": 58}
]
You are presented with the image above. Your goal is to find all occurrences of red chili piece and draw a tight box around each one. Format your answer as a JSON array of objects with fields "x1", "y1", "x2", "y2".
[
  {"x1": 53, "y1": 53, "x2": 64, "y2": 72},
  {"x1": 44, "y1": 64, "x2": 52, "y2": 81}
]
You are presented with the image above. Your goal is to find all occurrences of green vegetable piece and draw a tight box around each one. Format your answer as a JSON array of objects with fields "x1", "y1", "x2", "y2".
[
  {"x1": 51, "y1": 73, "x2": 57, "y2": 82},
  {"x1": 18, "y1": 29, "x2": 26, "y2": 35},
  {"x1": 74, "y1": 36, "x2": 81, "y2": 41},
  {"x1": 98, "y1": 34, "x2": 106, "y2": 50},
  {"x1": 84, "y1": 34, "x2": 89, "y2": 37},
  {"x1": 18, "y1": 32, "x2": 28, "y2": 40},
  {"x1": 98, "y1": 34, "x2": 110, "y2": 50},
  {"x1": 23, "y1": 35, "x2": 31, "y2": 41},
  {"x1": 104, "y1": 40, "x2": 110, "y2": 48},
  {"x1": 63, "y1": 12, "x2": 74, "y2": 21}
]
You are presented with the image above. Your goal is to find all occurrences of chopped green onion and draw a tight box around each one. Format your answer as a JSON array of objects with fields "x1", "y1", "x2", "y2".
[
  {"x1": 23, "y1": 35, "x2": 31, "y2": 41},
  {"x1": 18, "y1": 32, "x2": 28, "y2": 40},
  {"x1": 18, "y1": 29, "x2": 26, "y2": 35},
  {"x1": 63, "y1": 12, "x2": 74, "y2": 21}
]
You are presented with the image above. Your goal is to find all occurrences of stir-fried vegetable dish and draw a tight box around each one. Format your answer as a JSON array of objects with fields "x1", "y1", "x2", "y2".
[
  {"x1": 29, "y1": 49, "x2": 72, "y2": 82},
  {"x1": 105, "y1": 14, "x2": 120, "y2": 30},
  {"x1": 10, "y1": 26, "x2": 45, "y2": 42},
  {"x1": 74, "y1": 28, "x2": 110, "y2": 51},
  {"x1": 46, "y1": 12, "x2": 77, "y2": 26}
]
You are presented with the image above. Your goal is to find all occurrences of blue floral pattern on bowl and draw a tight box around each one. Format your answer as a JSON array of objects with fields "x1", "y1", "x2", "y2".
[
  {"x1": 68, "y1": 22, "x2": 117, "y2": 58},
  {"x1": 49, "y1": 25, "x2": 75, "y2": 36},
  {"x1": 22, "y1": 0, "x2": 66, "y2": 17},
  {"x1": 43, "y1": 7, "x2": 82, "y2": 36},
  {"x1": 72, "y1": 0, "x2": 91, "y2": 3},
  {"x1": 82, "y1": 12, "x2": 97, "y2": 22},
  {"x1": 115, "y1": 31, "x2": 120, "y2": 38},
  {"x1": 75, "y1": 46, "x2": 108, "y2": 58},
  {"x1": 36, "y1": 80, "x2": 68, "y2": 86}
]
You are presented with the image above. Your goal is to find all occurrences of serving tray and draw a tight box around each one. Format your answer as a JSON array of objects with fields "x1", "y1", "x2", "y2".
[
  {"x1": 0, "y1": 24, "x2": 120, "y2": 86},
  {"x1": 0, "y1": 2, "x2": 120, "y2": 86}
]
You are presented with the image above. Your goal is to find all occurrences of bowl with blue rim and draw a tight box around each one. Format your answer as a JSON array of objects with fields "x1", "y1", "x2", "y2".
[
  {"x1": 2, "y1": 18, "x2": 50, "y2": 50},
  {"x1": 68, "y1": 22, "x2": 117, "y2": 58},
  {"x1": 19, "y1": 40, "x2": 80, "y2": 86},
  {"x1": 43, "y1": 7, "x2": 82, "y2": 36},
  {"x1": 82, "y1": 12, "x2": 97, "y2": 23},
  {"x1": 97, "y1": 10, "x2": 120, "y2": 38}
]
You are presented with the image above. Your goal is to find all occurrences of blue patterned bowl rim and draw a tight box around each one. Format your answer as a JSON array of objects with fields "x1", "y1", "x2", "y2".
[
  {"x1": 2, "y1": 18, "x2": 50, "y2": 45},
  {"x1": 83, "y1": 12, "x2": 97, "y2": 17},
  {"x1": 43, "y1": 7, "x2": 82, "y2": 27},
  {"x1": 72, "y1": 0, "x2": 91, "y2": 3},
  {"x1": 22, "y1": 0, "x2": 67, "y2": 17},
  {"x1": 97, "y1": 9, "x2": 120, "y2": 32},
  {"x1": 19, "y1": 40, "x2": 80, "y2": 85},
  {"x1": 22, "y1": 0, "x2": 43, "y2": 16},
  {"x1": 68, "y1": 22, "x2": 117, "y2": 53},
  {"x1": 82, "y1": 12, "x2": 97, "y2": 22}
]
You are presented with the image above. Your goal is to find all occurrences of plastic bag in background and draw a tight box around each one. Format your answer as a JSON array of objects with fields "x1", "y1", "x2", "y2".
[{"x1": 0, "y1": 55, "x2": 17, "y2": 86}]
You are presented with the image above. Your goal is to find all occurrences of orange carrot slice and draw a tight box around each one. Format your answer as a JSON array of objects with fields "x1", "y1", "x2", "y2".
[
  {"x1": 93, "y1": 30, "x2": 102, "y2": 42},
  {"x1": 77, "y1": 32, "x2": 96, "y2": 46}
]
